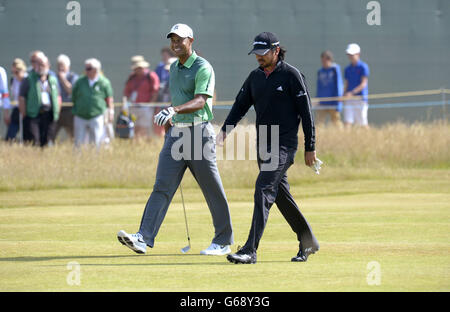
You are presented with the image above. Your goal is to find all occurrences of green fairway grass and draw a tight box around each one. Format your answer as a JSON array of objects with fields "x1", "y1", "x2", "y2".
[{"x1": 0, "y1": 171, "x2": 448, "y2": 291}]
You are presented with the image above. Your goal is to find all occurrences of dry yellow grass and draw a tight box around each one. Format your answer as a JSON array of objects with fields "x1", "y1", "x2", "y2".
[
  {"x1": 0, "y1": 121, "x2": 448, "y2": 191},
  {"x1": 315, "y1": 121, "x2": 450, "y2": 168}
]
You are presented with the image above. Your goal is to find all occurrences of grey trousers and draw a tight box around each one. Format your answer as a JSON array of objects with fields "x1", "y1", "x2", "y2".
[{"x1": 138, "y1": 122, "x2": 234, "y2": 247}]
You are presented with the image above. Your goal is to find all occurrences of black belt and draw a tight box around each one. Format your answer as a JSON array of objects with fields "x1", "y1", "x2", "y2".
[{"x1": 39, "y1": 106, "x2": 51, "y2": 114}]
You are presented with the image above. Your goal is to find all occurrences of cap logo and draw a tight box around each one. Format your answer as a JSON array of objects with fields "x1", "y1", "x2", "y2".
[
  {"x1": 253, "y1": 41, "x2": 268, "y2": 46},
  {"x1": 174, "y1": 25, "x2": 179, "y2": 30}
]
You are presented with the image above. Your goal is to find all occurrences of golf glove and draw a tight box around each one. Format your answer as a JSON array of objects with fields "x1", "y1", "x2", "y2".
[
  {"x1": 154, "y1": 107, "x2": 177, "y2": 126},
  {"x1": 310, "y1": 158, "x2": 323, "y2": 175}
]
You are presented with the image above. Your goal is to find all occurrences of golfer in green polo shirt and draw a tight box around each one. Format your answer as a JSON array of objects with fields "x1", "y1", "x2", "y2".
[{"x1": 118, "y1": 23, "x2": 234, "y2": 256}]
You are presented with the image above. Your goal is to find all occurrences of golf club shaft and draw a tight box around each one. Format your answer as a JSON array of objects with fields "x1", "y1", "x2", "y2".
[{"x1": 179, "y1": 184, "x2": 191, "y2": 246}]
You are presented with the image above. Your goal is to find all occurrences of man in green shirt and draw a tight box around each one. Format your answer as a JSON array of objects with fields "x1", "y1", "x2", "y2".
[
  {"x1": 18, "y1": 54, "x2": 60, "y2": 147},
  {"x1": 72, "y1": 58, "x2": 114, "y2": 147},
  {"x1": 118, "y1": 24, "x2": 234, "y2": 256}
]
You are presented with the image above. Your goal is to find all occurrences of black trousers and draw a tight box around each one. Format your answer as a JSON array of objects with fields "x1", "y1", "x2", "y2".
[
  {"x1": 25, "y1": 110, "x2": 56, "y2": 147},
  {"x1": 242, "y1": 145, "x2": 319, "y2": 254}
]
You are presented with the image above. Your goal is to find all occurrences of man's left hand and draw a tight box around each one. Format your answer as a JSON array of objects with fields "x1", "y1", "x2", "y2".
[
  {"x1": 154, "y1": 107, "x2": 176, "y2": 126},
  {"x1": 344, "y1": 91, "x2": 354, "y2": 98},
  {"x1": 107, "y1": 108, "x2": 115, "y2": 123},
  {"x1": 304, "y1": 150, "x2": 316, "y2": 167},
  {"x1": 216, "y1": 130, "x2": 227, "y2": 147}
]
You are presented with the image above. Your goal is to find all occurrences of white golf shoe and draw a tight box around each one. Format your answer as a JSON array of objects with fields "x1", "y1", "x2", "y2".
[
  {"x1": 200, "y1": 243, "x2": 231, "y2": 256},
  {"x1": 117, "y1": 230, "x2": 146, "y2": 254}
]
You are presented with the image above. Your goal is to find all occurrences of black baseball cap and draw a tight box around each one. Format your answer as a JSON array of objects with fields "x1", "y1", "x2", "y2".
[{"x1": 248, "y1": 32, "x2": 280, "y2": 55}]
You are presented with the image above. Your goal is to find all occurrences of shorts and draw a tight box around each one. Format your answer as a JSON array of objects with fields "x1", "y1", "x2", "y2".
[
  {"x1": 129, "y1": 106, "x2": 155, "y2": 128},
  {"x1": 343, "y1": 100, "x2": 368, "y2": 125}
]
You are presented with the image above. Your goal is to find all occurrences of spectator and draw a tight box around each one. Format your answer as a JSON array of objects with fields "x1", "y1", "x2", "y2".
[
  {"x1": 155, "y1": 47, "x2": 176, "y2": 102},
  {"x1": 123, "y1": 58, "x2": 160, "y2": 138},
  {"x1": 153, "y1": 48, "x2": 177, "y2": 137},
  {"x1": 1, "y1": 65, "x2": 11, "y2": 134},
  {"x1": 28, "y1": 50, "x2": 44, "y2": 72},
  {"x1": 344, "y1": 43, "x2": 370, "y2": 127},
  {"x1": 316, "y1": 50, "x2": 343, "y2": 127},
  {"x1": 130, "y1": 55, "x2": 145, "y2": 66},
  {"x1": 72, "y1": 58, "x2": 114, "y2": 147},
  {"x1": 4, "y1": 58, "x2": 27, "y2": 141},
  {"x1": 18, "y1": 54, "x2": 61, "y2": 147},
  {"x1": 55, "y1": 54, "x2": 79, "y2": 139},
  {"x1": 28, "y1": 50, "x2": 56, "y2": 77},
  {"x1": 23, "y1": 51, "x2": 56, "y2": 142}
]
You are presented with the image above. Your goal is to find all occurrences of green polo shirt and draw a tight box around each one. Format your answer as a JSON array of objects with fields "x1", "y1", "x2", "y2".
[
  {"x1": 72, "y1": 75, "x2": 113, "y2": 120},
  {"x1": 169, "y1": 51, "x2": 215, "y2": 123}
]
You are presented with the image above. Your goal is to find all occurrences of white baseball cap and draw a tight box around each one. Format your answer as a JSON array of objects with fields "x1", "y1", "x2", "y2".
[
  {"x1": 167, "y1": 23, "x2": 194, "y2": 39},
  {"x1": 346, "y1": 43, "x2": 361, "y2": 55}
]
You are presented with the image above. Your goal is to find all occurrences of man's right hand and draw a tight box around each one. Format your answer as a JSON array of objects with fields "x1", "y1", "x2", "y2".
[{"x1": 216, "y1": 130, "x2": 226, "y2": 147}]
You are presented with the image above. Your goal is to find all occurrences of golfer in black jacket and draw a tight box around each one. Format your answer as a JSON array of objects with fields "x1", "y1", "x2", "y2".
[{"x1": 217, "y1": 32, "x2": 320, "y2": 264}]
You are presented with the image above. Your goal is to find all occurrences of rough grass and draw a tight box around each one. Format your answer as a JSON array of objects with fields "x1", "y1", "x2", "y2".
[{"x1": 0, "y1": 121, "x2": 448, "y2": 191}]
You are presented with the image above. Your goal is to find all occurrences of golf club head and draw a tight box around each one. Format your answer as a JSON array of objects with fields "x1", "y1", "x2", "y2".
[{"x1": 181, "y1": 245, "x2": 191, "y2": 254}]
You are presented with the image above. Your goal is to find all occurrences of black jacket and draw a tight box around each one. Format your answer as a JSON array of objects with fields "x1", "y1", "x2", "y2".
[{"x1": 221, "y1": 60, "x2": 315, "y2": 151}]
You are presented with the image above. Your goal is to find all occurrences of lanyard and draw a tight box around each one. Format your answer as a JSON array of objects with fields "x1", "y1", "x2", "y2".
[{"x1": 39, "y1": 79, "x2": 49, "y2": 92}]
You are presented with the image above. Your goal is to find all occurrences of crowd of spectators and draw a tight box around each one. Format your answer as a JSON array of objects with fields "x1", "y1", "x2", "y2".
[
  {"x1": 0, "y1": 47, "x2": 177, "y2": 147},
  {"x1": 0, "y1": 43, "x2": 370, "y2": 147}
]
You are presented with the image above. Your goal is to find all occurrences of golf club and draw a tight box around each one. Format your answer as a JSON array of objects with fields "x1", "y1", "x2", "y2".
[{"x1": 179, "y1": 184, "x2": 191, "y2": 253}]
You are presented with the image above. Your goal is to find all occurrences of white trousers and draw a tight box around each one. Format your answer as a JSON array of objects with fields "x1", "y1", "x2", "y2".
[
  {"x1": 343, "y1": 100, "x2": 369, "y2": 126},
  {"x1": 74, "y1": 114, "x2": 105, "y2": 147}
]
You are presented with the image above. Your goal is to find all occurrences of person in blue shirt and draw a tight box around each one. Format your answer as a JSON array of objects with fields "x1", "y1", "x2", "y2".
[
  {"x1": 316, "y1": 50, "x2": 343, "y2": 127},
  {"x1": 343, "y1": 43, "x2": 370, "y2": 127},
  {"x1": 154, "y1": 46, "x2": 176, "y2": 103},
  {"x1": 154, "y1": 47, "x2": 177, "y2": 136}
]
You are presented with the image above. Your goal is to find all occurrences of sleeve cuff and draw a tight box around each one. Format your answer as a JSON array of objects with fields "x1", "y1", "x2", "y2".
[{"x1": 305, "y1": 144, "x2": 315, "y2": 152}]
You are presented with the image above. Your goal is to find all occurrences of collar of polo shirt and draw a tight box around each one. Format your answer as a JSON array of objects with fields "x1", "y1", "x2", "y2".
[{"x1": 176, "y1": 50, "x2": 198, "y2": 69}]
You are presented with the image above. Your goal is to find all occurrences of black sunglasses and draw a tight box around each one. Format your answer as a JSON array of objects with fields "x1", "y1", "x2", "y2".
[{"x1": 85, "y1": 67, "x2": 94, "y2": 71}]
